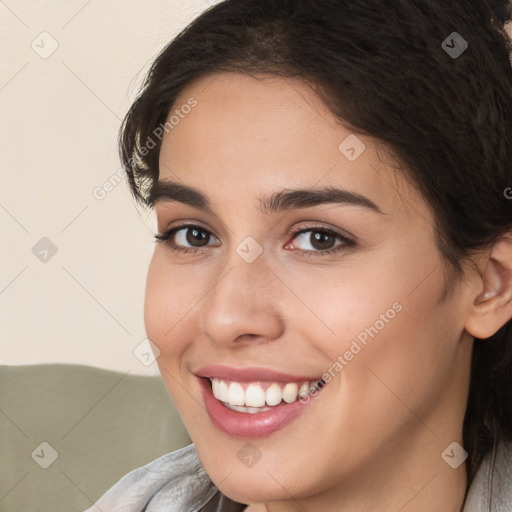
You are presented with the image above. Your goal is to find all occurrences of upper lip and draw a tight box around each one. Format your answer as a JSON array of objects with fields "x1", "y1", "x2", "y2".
[{"x1": 194, "y1": 364, "x2": 322, "y2": 383}]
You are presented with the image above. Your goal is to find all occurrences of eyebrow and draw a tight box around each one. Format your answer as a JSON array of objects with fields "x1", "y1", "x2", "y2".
[{"x1": 148, "y1": 180, "x2": 387, "y2": 216}]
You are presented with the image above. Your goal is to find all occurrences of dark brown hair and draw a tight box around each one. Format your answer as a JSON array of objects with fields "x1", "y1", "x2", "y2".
[{"x1": 119, "y1": 0, "x2": 512, "y2": 504}]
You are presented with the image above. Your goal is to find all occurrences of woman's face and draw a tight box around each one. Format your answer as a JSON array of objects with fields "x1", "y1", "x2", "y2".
[{"x1": 145, "y1": 72, "x2": 473, "y2": 506}]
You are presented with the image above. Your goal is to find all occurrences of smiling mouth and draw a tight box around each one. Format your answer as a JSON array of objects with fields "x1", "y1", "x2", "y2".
[
  {"x1": 207, "y1": 377, "x2": 326, "y2": 412},
  {"x1": 198, "y1": 373, "x2": 327, "y2": 437}
]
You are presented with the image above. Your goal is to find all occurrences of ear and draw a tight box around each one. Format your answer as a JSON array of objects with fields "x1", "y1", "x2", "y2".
[{"x1": 464, "y1": 235, "x2": 512, "y2": 339}]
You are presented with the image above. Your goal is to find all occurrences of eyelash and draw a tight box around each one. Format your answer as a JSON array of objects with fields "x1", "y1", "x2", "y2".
[{"x1": 153, "y1": 223, "x2": 356, "y2": 257}]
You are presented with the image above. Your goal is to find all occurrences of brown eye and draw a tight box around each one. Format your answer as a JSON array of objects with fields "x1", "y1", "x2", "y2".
[
  {"x1": 154, "y1": 225, "x2": 219, "y2": 251},
  {"x1": 289, "y1": 227, "x2": 354, "y2": 256},
  {"x1": 309, "y1": 230, "x2": 337, "y2": 250},
  {"x1": 184, "y1": 227, "x2": 210, "y2": 247}
]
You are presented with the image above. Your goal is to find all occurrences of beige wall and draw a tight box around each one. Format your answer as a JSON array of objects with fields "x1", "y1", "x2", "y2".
[{"x1": 0, "y1": 0, "x2": 219, "y2": 375}]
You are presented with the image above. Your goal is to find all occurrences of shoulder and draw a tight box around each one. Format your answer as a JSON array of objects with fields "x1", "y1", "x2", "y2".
[
  {"x1": 81, "y1": 443, "x2": 220, "y2": 512},
  {"x1": 463, "y1": 439, "x2": 512, "y2": 512}
]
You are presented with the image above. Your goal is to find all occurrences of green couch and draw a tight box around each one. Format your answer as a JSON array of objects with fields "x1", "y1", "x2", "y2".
[{"x1": 0, "y1": 364, "x2": 191, "y2": 512}]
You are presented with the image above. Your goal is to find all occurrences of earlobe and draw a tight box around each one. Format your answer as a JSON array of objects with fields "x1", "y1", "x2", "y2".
[{"x1": 465, "y1": 235, "x2": 512, "y2": 340}]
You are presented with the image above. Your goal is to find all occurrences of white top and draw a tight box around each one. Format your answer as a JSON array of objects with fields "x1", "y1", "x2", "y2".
[{"x1": 83, "y1": 440, "x2": 512, "y2": 511}]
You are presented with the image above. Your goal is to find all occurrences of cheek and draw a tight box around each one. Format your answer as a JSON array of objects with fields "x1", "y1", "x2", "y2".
[
  {"x1": 309, "y1": 240, "x2": 446, "y2": 357},
  {"x1": 298, "y1": 244, "x2": 454, "y2": 408},
  {"x1": 144, "y1": 256, "x2": 205, "y2": 414},
  {"x1": 329, "y1": 270, "x2": 456, "y2": 432},
  {"x1": 143, "y1": 253, "x2": 203, "y2": 353},
  {"x1": 281, "y1": 252, "x2": 411, "y2": 362}
]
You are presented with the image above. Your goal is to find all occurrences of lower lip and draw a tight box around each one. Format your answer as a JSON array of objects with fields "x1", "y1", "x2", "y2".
[{"x1": 198, "y1": 377, "x2": 320, "y2": 438}]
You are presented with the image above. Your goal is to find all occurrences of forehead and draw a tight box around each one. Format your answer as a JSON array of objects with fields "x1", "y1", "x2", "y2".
[{"x1": 158, "y1": 72, "x2": 432, "y2": 225}]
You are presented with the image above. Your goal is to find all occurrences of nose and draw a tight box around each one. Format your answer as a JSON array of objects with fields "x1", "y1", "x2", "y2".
[{"x1": 199, "y1": 245, "x2": 285, "y2": 348}]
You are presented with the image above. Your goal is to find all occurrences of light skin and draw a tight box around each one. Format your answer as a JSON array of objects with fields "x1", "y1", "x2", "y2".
[{"x1": 144, "y1": 72, "x2": 512, "y2": 512}]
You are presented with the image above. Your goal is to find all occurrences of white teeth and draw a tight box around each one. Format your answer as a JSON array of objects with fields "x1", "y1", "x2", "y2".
[
  {"x1": 211, "y1": 378, "x2": 220, "y2": 398},
  {"x1": 282, "y1": 383, "x2": 299, "y2": 403},
  {"x1": 209, "y1": 378, "x2": 325, "y2": 409},
  {"x1": 227, "y1": 382, "x2": 245, "y2": 406},
  {"x1": 245, "y1": 383, "x2": 267, "y2": 407},
  {"x1": 212, "y1": 379, "x2": 229, "y2": 402},
  {"x1": 218, "y1": 380, "x2": 229, "y2": 401},
  {"x1": 225, "y1": 403, "x2": 272, "y2": 413},
  {"x1": 298, "y1": 382, "x2": 310, "y2": 400},
  {"x1": 265, "y1": 383, "x2": 282, "y2": 406}
]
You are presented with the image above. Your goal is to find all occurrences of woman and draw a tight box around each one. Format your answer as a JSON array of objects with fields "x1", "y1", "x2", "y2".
[{"x1": 84, "y1": 0, "x2": 512, "y2": 510}]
